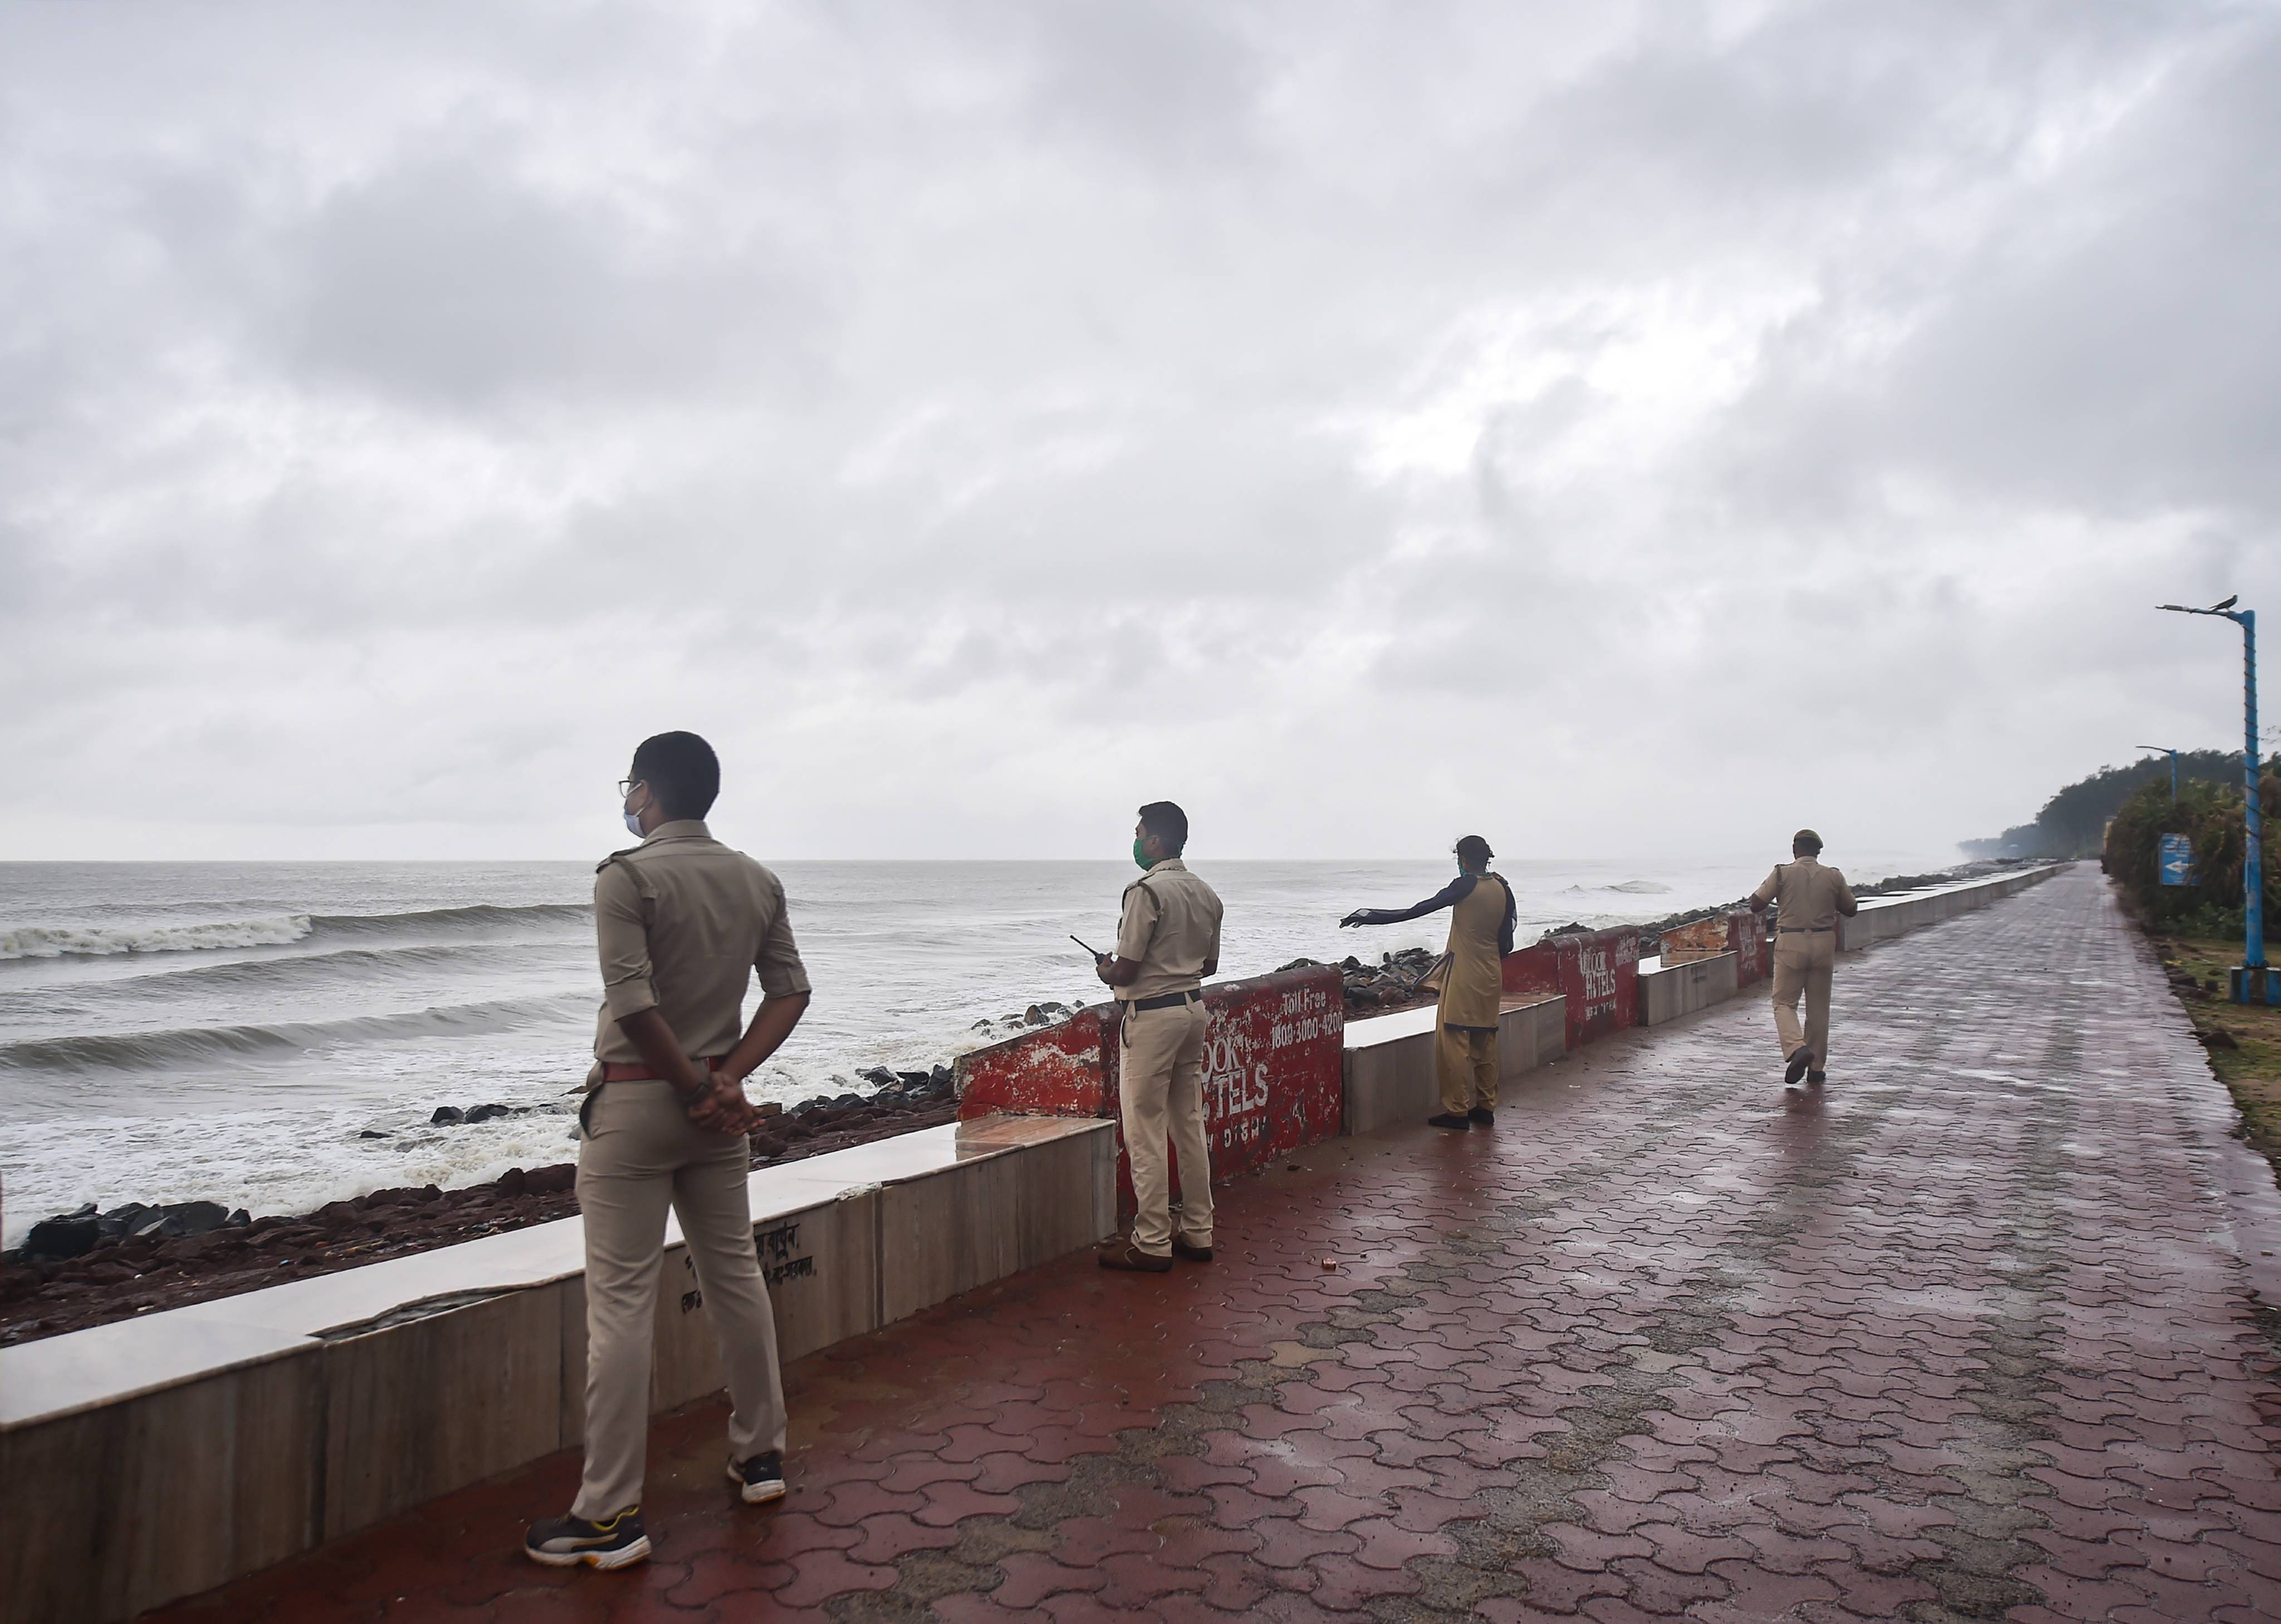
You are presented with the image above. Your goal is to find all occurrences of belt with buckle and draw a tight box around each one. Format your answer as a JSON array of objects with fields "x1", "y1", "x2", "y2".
[
  {"x1": 598, "y1": 1054, "x2": 728, "y2": 1083},
  {"x1": 1129, "y1": 989, "x2": 1203, "y2": 1011},
  {"x1": 583, "y1": 1055, "x2": 730, "y2": 1136},
  {"x1": 1776, "y1": 926, "x2": 1834, "y2": 934}
]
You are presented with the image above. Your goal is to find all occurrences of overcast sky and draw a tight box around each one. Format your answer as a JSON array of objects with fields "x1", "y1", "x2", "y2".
[{"x1": 3, "y1": 1, "x2": 2277, "y2": 863}]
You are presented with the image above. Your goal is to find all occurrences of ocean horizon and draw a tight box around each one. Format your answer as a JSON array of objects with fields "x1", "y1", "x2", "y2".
[{"x1": 0, "y1": 848, "x2": 1965, "y2": 1244}]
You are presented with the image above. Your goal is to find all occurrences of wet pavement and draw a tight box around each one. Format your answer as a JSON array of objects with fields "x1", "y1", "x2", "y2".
[{"x1": 155, "y1": 864, "x2": 2281, "y2": 1622}]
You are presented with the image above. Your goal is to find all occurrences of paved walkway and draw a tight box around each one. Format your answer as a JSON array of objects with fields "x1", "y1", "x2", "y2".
[{"x1": 159, "y1": 866, "x2": 2281, "y2": 1623}]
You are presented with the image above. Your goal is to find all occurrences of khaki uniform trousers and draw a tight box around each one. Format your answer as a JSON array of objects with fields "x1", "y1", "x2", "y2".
[
  {"x1": 1119, "y1": 999, "x2": 1214, "y2": 1257},
  {"x1": 573, "y1": 1081, "x2": 785, "y2": 1520},
  {"x1": 1436, "y1": 1021, "x2": 1498, "y2": 1115},
  {"x1": 1770, "y1": 930, "x2": 1837, "y2": 1067}
]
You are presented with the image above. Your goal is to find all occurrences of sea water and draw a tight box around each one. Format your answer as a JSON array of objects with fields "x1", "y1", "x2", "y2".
[{"x1": 0, "y1": 851, "x2": 1956, "y2": 1243}]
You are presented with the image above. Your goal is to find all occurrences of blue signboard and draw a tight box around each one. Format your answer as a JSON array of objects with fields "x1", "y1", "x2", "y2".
[{"x1": 2160, "y1": 833, "x2": 2195, "y2": 886}]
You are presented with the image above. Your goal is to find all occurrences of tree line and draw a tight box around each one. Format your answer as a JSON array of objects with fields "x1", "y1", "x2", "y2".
[{"x1": 1963, "y1": 750, "x2": 2251, "y2": 859}]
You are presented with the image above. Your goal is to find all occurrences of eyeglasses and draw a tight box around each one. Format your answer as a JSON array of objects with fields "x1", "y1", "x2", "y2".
[{"x1": 616, "y1": 778, "x2": 644, "y2": 798}]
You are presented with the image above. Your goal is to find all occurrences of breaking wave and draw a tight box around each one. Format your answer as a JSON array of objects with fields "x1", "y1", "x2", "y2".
[
  {"x1": 308, "y1": 904, "x2": 592, "y2": 939},
  {"x1": 0, "y1": 917, "x2": 314, "y2": 960},
  {"x1": 0, "y1": 995, "x2": 588, "y2": 1074},
  {"x1": 0, "y1": 903, "x2": 592, "y2": 962}
]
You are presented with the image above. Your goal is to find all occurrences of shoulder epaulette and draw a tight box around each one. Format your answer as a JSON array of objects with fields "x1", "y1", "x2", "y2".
[{"x1": 595, "y1": 846, "x2": 643, "y2": 875}]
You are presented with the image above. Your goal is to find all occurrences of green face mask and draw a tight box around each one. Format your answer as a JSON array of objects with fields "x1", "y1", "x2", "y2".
[{"x1": 1133, "y1": 837, "x2": 1157, "y2": 871}]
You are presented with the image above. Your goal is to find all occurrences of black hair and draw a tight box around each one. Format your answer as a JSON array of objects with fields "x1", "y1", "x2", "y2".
[
  {"x1": 630, "y1": 732, "x2": 721, "y2": 820},
  {"x1": 1137, "y1": 801, "x2": 1188, "y2": 854},
  {"x1": 1455, "y1": 835, "x2": 1494, "y2": 869}
]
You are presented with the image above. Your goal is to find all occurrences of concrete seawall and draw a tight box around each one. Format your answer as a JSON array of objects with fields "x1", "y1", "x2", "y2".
[{"x1": 0, "y1": 860, "x2": 2064, "y2": 1624}]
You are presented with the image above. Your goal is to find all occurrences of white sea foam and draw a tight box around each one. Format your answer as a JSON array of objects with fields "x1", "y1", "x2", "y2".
[{"x1": 0, "y1": 916, "x2": 314, "y2": 960}]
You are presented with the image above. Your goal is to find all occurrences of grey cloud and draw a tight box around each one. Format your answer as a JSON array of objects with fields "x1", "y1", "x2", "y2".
[
  {"x1": 281, "y1": 150, "x2": 833, "y2": 410},
  {"x1": 3, "y1": 1, "x2": 2279, "y2": 859}
]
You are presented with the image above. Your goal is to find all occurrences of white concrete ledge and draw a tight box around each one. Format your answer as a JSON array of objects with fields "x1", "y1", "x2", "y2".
[
  {"x1": 1638, "y1": 951, "x2": 1740, "y2": 1026},
  {"x1": 0, "y1": 1113, "x2": 1115, "y2": 1624},
  {"x1": 1341, "y1": 995, "x2": 1565, "y2": 1133},
  {"x1": 1838, "y1": 863, "x2": 2065, "y2": 953}
]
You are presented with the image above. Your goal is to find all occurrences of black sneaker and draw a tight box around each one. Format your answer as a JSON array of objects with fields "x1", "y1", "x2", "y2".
[
  {"x1": 727, "y1": 1450, "x2": 787, "y2": 1504},
  {"x1": 1467, "y1": 1107, "x2": 1495, "y2": 1126},
  {"x1": 1426, "y1": 1112, "x2": 1472, "y2": 1130},
  {"x1": 525, "y1": 1508, "x2": 650, "y2": 1569},
  {"x1": 1784, "y1": 1047, "x2": 1813, "y2": 1086}
]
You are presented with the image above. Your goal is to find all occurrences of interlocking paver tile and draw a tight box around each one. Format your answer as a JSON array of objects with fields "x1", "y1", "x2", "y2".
[{"x1": 141, "y1": 869, "x2": 2281, "y2": 1622}]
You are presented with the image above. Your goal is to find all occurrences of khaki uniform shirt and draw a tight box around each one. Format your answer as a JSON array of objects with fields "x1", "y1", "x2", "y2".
[
  {"x1": 1114, "y1": 858, "x2": 1225, "y2": 1002},
  {"x1": 1437, "y1": 874, "x2": 1513, "y2": 1029},
  {"x1": 1750, "y1": 856, "x2": 1858, "y2": 931},
  {"x1": 589, "y1": 820, "x2": 810, "y2": 1081}
]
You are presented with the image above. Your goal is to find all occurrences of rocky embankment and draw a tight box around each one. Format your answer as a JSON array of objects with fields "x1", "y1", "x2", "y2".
[
  {"x1": 0, "y1": 1066, "x2": 958, "y2": 1350},
  {"x1": 1270, "y1": 948, "x2": 1446, "y2": 1017}
]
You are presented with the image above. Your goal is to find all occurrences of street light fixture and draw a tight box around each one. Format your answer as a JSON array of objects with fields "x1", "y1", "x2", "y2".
[
  {"x1": 2156, "y1": 598, "x2": 2269, "y2": 1003},
  {"x1": 2135, "y1": 745, "x2": 2180, "y2": 803}
]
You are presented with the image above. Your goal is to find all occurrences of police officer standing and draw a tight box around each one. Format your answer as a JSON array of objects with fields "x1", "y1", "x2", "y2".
[
  {"x1": 525, "y1": 732, "x2": 812, "y2": 1570},
  {"x1": 1093, "y1": 801, "x2": 1225, "y2": 1272},
  {"x1": 1749, "y1": 828, "x2": 1858, "y2": 1088},
  {"x1": 1340, "y1": 836, "x2": 1516, "y2": 1130}
]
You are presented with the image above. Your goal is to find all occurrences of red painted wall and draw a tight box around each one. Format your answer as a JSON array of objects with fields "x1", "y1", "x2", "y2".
[
  {"x1": 953, "y1": 1006, "x2": 1113, "y2": 1119},
  {"x1": 1502, "y1": 928, "x2": 1639, "y2": 1048},
  {"x1": 953, "y1": 966, "x2": 1347, "y2": 1217},
  {"x1": 1725, "y1": 909, "x2": 1769, "y2": 987}
]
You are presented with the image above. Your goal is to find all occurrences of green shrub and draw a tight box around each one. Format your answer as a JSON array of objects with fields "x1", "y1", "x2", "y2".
[{"x1": 2103, "y1": 771, "x2": 2281, "y2": 931}]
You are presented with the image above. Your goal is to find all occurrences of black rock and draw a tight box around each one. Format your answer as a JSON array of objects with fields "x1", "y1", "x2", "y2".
[
  {"x1": 228, "y1": 1209, "x2": 252, "y2": 1227},
  {"x1": 97, "y1": 1202, "x2": 154, "y2": 1239},
  {"x1": 430, "y1": 1106, "x2": 465, "y2": 1125},
  {"x1": 165, "y1": 1200, "x2": 230, "y2": 1235},
  {"x1": 896, "y1": 1070, "x2": 931, "y2": 1088},
  {"x1": 359, "y1": 1129, "x2": 391, "y2": 1140},
  {"x1": 26, "y1": 1214, "x2": 100, "y2": 1261},
  {"x1": 856, "y1": 1066, "x2": 899, "y2": 1088},
  {"x1": 463, "y1": 1102, "x2": 514, "y2": 1123},
  {"x1": 130, "y1": 1211, "x2": 184, "y2": 1240}
]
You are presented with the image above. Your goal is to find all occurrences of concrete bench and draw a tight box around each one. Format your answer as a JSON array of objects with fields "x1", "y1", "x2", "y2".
[
  {"x1": 1340, "y1": 994, "x2": 1566, "y2": 1132},
  {"x1": 1637, "y1": 950, "x2": 1740, "y2": 1025}
]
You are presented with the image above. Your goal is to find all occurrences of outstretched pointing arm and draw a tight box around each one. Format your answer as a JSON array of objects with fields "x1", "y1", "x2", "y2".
[{"x1": 1341, "y1": 874, "x2": 1476, "y2": 929}]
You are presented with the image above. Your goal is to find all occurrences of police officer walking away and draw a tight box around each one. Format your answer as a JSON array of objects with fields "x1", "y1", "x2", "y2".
[
  {"x1": 525, "y1": 732, "x2": 812, "y2": 1570},
  {"x1": 1749, "y1": 828, "x2": 1858, "y2": 1088},
  {"x1": 1341, "y1": 836, "x2": 1516, "y2": 1130},
  {"x1": 1093, "y1": 801, "x2": 1225, "y2": 1272}
]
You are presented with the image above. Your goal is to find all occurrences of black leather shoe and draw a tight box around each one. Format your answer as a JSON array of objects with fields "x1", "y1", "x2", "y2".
[
  {"x1": 1426, "y1": 1112, "x2": 1472, "y2": 1130},
  {"x1": 1171, "y1": 1234, "x2": 1213, "y2": 1262},
  {"x1": 1098, "y1": 1239, "x2": 1173, "y2": 1272},
  {"x1": 1806, "y1": 1071, "x2": 1827, "y2": 1086},
  {"x1": 1467, "y1": 1107, "x2": 1494, "y2": 1125},
  {"x1": 1784, "y1": 1047, "x2": 1813, "y2": 1086}
]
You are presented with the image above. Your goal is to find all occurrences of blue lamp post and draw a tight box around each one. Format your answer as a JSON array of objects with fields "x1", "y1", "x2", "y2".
[
  {"x1": 2135, "y1": 744, "x2": 2180, "y2": 803},
  {"x1": 2157, "y1": 598, "x2": 2268, "y2": 1003}
]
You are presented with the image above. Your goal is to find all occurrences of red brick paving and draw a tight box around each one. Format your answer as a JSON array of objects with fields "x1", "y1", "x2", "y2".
[{"x1": 151, "y1": 866, "x2": 2281, "y2": 1621}]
